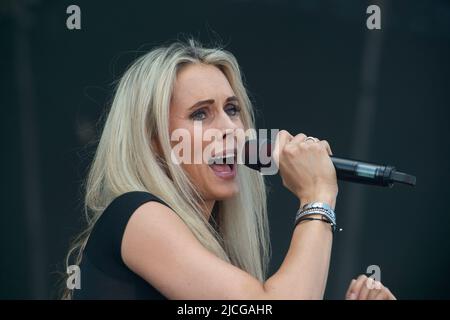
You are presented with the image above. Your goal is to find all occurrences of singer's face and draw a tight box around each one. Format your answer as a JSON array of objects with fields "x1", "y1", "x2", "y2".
[{"x1": 168, "y1": 63, "x2": 244, "y2": 204}]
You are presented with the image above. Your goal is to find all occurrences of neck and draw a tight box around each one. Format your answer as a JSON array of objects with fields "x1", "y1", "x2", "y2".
[{"x1": 203, "y1": 200, "x2": 216, "y2": 221}]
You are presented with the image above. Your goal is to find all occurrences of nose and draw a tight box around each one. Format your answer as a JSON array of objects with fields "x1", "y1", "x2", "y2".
[{"x1": 215, "y1": 110, "x2": 238, "y2": 141}]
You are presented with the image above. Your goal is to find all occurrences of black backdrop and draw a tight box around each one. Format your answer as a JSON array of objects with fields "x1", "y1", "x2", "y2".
[{"x1": 1, "y1": 0, "x2": 449, "y2": 299}]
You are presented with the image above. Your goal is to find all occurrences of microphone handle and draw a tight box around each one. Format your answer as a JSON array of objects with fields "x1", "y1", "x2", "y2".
[{"x1": 330, "y1": 157, "x2": 416, "y2": 187}]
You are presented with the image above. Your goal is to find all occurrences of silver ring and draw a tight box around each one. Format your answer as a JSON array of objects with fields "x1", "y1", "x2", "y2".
[{"x1": 305, "y1": 136, "x2": 319, "y2": 143}]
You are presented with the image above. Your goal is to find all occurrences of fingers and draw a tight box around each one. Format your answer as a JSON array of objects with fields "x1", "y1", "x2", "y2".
[
  {"x1": 273, "y1": 130, "x2": 293, "y2": 166},
  {"x1": 374, "y1": 286, "x2": 389, "y2": 300},
  {"x1": 304, "y1": 136, "x2": 318, "y2": 144},
  {"x1": 375, "y1": 286, "x2": 396, "y2": 300},
  {"x1": 358, "y1": 277, "x2": 374, "y2": 300},
  {"x1": 366, "y1": 280, "x2": 382, "y2": 300},
  {"x1": 375, "y1": 291, "x2": 388, "y2": 300},
  {"x1": 290, "y1": 133, "x2": 307, "y2": 145},
  {"x1": 346, "y1": 274, "x2": 367, "y2": 300},
  {"x1": 287, "y1": 134, "x2": 332, "y2": 154},
  {"x1": 346, "y1": 275, "x2": 372, "y2": 300},
  {"x1": 346, "y1": 275, "x2": 397, "y2": 300},
  {"x1": 345, "y1": 279, "x2": 357, "y2": 300},
  {"x1": 320, "y1": 140, "x2": 333, "y2": 156}
]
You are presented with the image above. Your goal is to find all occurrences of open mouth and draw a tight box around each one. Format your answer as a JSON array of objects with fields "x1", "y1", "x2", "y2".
[{"x1": 208, "y1": 153, "x2": 237, "y2": 179}]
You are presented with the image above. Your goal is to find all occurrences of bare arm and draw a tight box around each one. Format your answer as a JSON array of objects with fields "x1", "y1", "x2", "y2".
[
  {"x1": 122, "y1": 201, "x2": 333, "y2": 300},
  {"x1": 122, "y1": 130, "x2": 337, "y2": 299},
  {"x1": 263, "y1": 214, "x2": 333, "y2": 299}
]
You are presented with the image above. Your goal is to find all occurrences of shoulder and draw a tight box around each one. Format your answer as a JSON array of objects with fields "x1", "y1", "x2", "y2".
[
  {"x1": 106, "y1": 191, "x2": 170, "y2": 216},
  {"x1": 120, "y1": 196, "x2": 265, "y2": 299},
  {"x1": 104, "y1": 191, "x2": 169, "y2": 222},
  {"x1": 121, "y1": 197, "x2": 194, "y2": 261},
  {"x1": 85, "y1": 191, "x2": 171, "y2": 262},
  {"x1": 120, "y1": 197, "x2": 216, "y2": 298}
]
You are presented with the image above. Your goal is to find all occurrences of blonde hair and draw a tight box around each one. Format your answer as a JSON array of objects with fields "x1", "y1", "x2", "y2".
[{"x1": 63, "y1": 39, "x2": 270, "y2": 299}]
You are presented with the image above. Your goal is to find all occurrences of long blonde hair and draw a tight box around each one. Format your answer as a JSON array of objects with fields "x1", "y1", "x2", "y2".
[{"x1": 63, "y1": 39, "x2": 270, "y2": 299}]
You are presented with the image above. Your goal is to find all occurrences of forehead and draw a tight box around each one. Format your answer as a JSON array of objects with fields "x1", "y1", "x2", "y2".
[{"x1": 172, "y1": 63, "x2": 235, "y2": 105}]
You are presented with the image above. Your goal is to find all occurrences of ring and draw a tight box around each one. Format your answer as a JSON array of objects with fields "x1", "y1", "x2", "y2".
[{"x1": 305, "y1": 136, "x2": 319, "y2": 143}]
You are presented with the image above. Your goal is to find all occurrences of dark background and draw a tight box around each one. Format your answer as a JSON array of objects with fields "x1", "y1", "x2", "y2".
[{"x1": 1, "y1": 0, "x2": 449, "y2": 299}]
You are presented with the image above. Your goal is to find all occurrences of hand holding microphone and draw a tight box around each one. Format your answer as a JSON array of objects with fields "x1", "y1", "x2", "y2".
[
  {"x1": 272, "y1": 130, "x2": 338, "y2": 210},
  {"x1": 243, "y1": 132, "x2": 416, "y2": 188}
]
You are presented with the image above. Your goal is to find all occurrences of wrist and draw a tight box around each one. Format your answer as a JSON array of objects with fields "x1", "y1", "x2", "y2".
[
  {"x1": 299, "y1": 194, "x2": 336, "y2": 210},
  {"x1": 295, "y1": 202, "x2": 340, "y2": 233}
]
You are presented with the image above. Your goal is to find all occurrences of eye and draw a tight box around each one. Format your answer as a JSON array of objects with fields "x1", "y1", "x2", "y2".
[
  {"x1": 224, "y1": 104, "x2": 241, "y2": 117},
  {"x1": 190, "y1": 108, "x2": 207, "y2": 121}
]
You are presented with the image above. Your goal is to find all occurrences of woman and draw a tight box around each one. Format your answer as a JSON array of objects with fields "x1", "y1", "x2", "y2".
[{"x1": 64, "y1": 39, "x2": 396, "y2": 300}]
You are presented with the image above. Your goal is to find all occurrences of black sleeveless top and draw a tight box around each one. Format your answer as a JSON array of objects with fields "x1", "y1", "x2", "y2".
[{"x1": 73, "y1": 191, "x2": 169, "y2": 299}]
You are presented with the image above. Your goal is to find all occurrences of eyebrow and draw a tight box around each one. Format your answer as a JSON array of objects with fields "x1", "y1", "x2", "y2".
[
  {"x1": 188, "y1": 96, "x2": 239, "y2": 111},
  {"x1": 225, "y1": 96, "x2": 239, "y2": 103}
]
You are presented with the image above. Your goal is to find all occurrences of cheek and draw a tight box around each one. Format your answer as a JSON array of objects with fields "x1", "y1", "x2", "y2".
[
  {"x1": 181, "y1": 163, "x2": 214, "y2": 195},
  {"x1": 181, "y1": 162, "x2": 210, "y2": 180},
  {"x1": 237, "y1": 118, "x2": 245, "y2": 129}
]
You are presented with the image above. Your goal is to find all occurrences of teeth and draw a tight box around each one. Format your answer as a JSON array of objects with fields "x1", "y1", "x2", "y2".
[{"x1": 208, "y1": 154, "x2": 235, "y2": 165}]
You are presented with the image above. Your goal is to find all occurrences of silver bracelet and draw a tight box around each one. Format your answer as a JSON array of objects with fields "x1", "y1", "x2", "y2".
[
  {"x1": 295, "y1": 208, "x2": 335, "y2": 226},
  {"x1": 296, "y1": 202, "x2": 336, "y2": 223},
  {"x1": 302, "y1": 202, "x2": 336, "y2": 219},
  {"x1": 295, "y1": 202, "x2": 342, "y2": 233}
]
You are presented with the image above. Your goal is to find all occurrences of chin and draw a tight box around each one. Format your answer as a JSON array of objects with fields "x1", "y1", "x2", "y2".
[
  {"x1": 208, "y1": 183, "x2": 240, "y2": 201},
  {"x1": 185, "y1": 163, "x2": 240, "y2": 201}
]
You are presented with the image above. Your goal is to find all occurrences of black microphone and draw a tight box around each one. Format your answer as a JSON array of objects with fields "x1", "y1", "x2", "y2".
[{"x1": 243, "y1": 139, "x2": 416, "y2": 187}]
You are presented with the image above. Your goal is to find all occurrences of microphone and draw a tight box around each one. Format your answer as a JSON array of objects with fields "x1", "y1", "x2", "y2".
[{"x1": 243, "y1": 139, "x2": 416, "y2": 187}]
